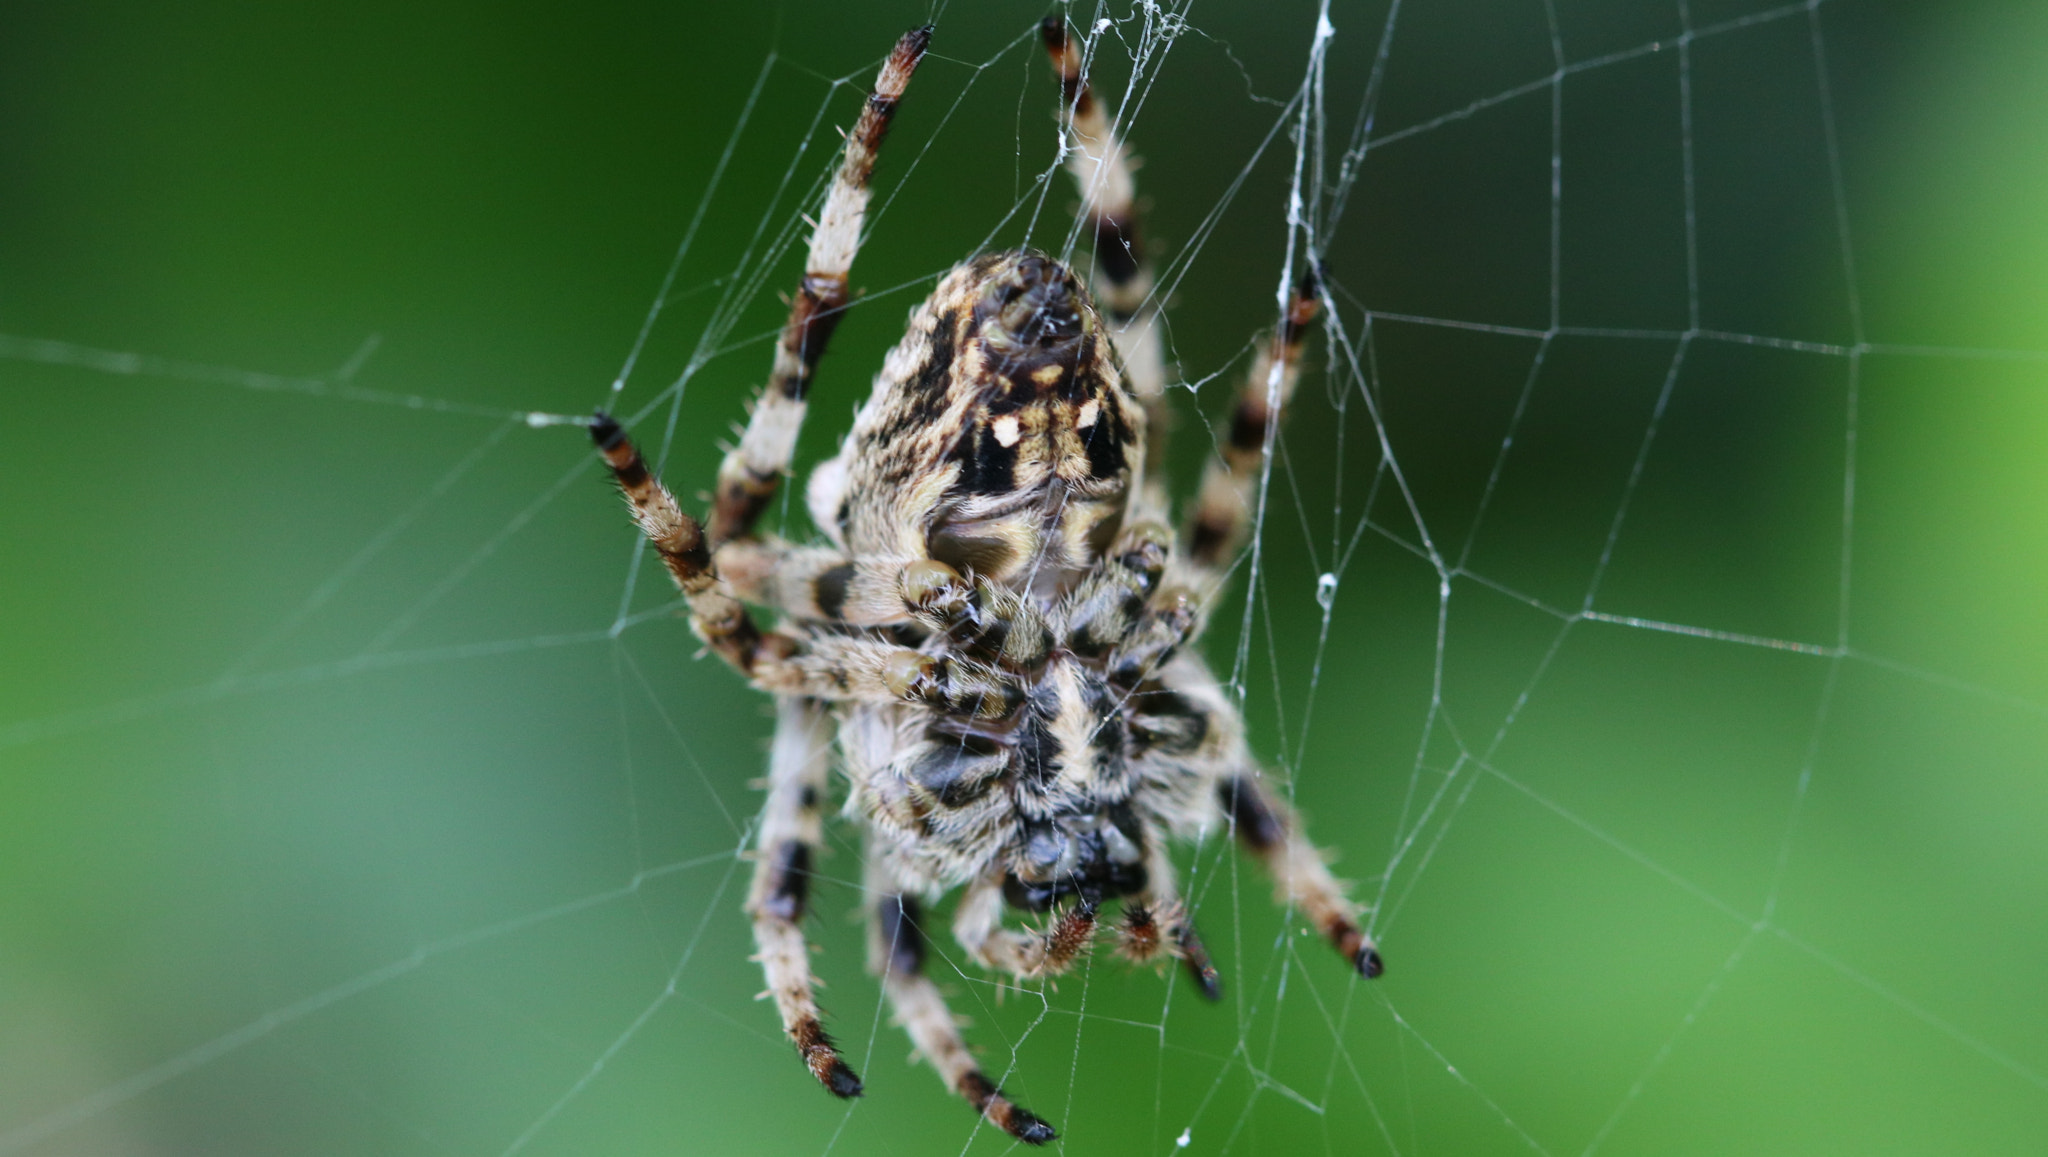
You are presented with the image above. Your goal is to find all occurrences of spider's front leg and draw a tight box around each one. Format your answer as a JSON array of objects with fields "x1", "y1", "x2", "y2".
[
  {"x1": 1187, "y1": 264, "x2": 1323, "y2": 578},
  {"x1": 594, "y1": 425, "x2": 1029, "y2": 712},
  {"x1": 748, "y1": 696, "x2": 864, "y2": 1097},
  {"x1": 865, "y1": 857, "x2": 1058, "y2": 1145},
  {"x1": 1042, "y1": 16, "x2": 1171, "y2": 508},
  {"x1": 593, "y1": 415, "x2": 790, "y2": 676},
  {"x1": 897, "y1": 559, "x2": 1053, "y2": 669},
  {"x1": 714, "y1": 540, "x2": 925, "y2": 627},
  {"x1": 709, "y1": 26, "x2": 931, "y2": 547},
  {"x1": 714, "y1": 539, "x2": 1052, "y2": 661},
  {"x1": 1061, "y1": 521, "x2": 1193, "y2": 665}
]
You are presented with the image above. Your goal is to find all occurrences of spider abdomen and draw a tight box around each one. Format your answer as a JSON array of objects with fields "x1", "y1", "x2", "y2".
[{"x1": 808, "y1": 251, "x2": 1145, "y2": 595}]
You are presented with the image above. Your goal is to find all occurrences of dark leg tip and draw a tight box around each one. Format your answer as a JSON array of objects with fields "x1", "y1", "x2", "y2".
[
  {"x1": 1040, "y1": 15, "x2": 1067, "y2": 49},
  {"x1": 824, "y1": 1061, "x2": 865, "y2": 1099},
  {"x1": 1356, "y1": 946, "x2": 1385, "y2": 979},
  {"x1": 589, "y1": 410, "x2": 624, "y2": 450},
  {"x1": 1011, "y1": 1111, "x2": 1058, "y2": 1146},
  {"x1": 1299, "y1": 258, "x2": 1325, "y2": 299},
  {"x1": 1178, "y1": 924, "x2": 1224, "y2": 1001}
]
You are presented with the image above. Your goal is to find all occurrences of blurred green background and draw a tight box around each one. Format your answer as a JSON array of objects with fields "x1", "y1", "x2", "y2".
[{"x1": 4, "y1": 1, "x2": 2046, "y2": 1154}]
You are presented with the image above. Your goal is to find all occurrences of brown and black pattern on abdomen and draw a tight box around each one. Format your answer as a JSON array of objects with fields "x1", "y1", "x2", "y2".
[
  {"x1": 1078, "y1": 388, "x2": 1133, "y2": 481},
  {"x1": 992, "y1": 331, "x2": 1098, "y2": 402},
  {"x1": 842, "y1": 317, "x2": 959, "y2": 514},
  {"x1": 954, "y1": 421, "x2": 1020, "y2": 496},
  {"x1": 876, "y1": 310, "x2": 960, "y2": 445},
  {"x1": 944, "y1": 398, "x2": 1131, "y2": 510}
]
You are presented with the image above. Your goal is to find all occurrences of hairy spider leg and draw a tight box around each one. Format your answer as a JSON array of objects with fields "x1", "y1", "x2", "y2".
[
  {"x1": 1186, "y1": 266, "x2": 1322, "y2": 576},
  {"x1": 592, "y1": 415, "x2": 790, "y2": 676},
  {"x1": 715, "y1": 538, "x2": 932, "y2": 627},
  {"x1": 597, "y1": 420, "x2": 1027, "y2": 721},
  {"x1": 747, "y1": 697, "x2": 865, "y2": 1097},
  {"x1": 1223, "y1": 772, "x2": 1384, "y2": 978},
  {"x1": 585, "y1": 22, "x2": 933, "y2": 668},
  {"x1": 1060, "y1": 520, "x2": 1175, "y2": 658},
  {"x1": 1042, "y1": 16, "x2": 1171, "y2": 510},
  {"x1": 866, "y1": 859, "x2": 1058, "y2": 1146},
  {"x1": 709, "y1": 26, "x2": 932, "y2": 548},
  {"x1": 715, "y1": 539, "x2": 1054, "y2": 657}
]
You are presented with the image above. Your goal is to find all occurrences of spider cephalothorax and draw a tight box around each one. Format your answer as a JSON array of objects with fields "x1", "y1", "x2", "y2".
[{"x1": 590, "y1": 21, "x2": 1378, "y2": 1146}]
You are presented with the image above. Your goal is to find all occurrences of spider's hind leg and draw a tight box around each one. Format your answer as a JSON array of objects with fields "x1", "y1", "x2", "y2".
[
  {"x1": 747, "y1": 696, "x2": 864, "y2": 1097},
  {"x1": 1223, "y1": 772, "x2": 1384, "y2": 978},
  {"x1": 867, "y1": 859, "x2": 1058, "y2": 1145}
]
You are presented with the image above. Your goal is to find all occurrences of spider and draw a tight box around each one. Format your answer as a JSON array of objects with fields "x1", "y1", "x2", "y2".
[{"x1": 590, "y1": 20, "x2": 1379, "y2": 1144}]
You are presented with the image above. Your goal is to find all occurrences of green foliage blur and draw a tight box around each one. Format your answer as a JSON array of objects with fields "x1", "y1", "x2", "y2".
[{"x1": 3, "y1": 1, "x2": 2045, "y2": 1154}]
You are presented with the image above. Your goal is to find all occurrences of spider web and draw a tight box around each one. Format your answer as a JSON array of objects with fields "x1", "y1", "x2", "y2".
[{"x1": 4, "y1": 1, "x2": 2047, "y2": 1154}]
